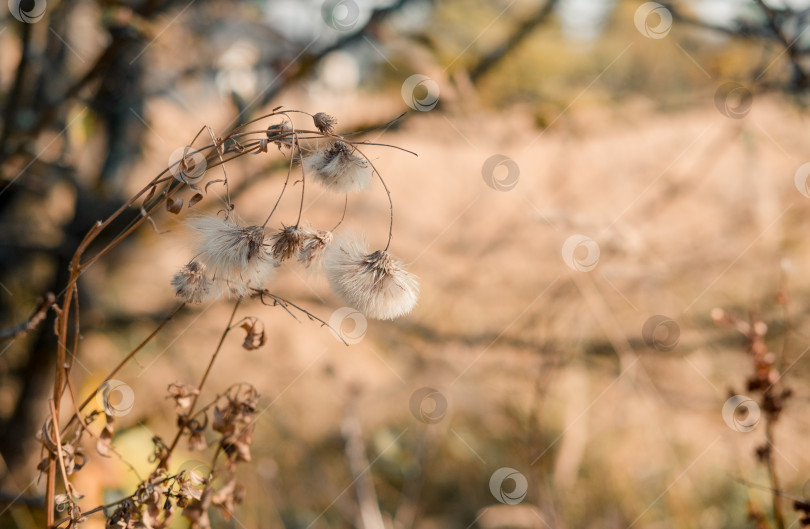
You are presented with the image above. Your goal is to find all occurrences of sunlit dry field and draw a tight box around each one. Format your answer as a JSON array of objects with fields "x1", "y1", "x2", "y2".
[{"x1": 3, "y1": 1, "x2": 810, "y2": 528}]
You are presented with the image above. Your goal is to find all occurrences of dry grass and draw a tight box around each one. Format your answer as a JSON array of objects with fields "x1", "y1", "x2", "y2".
[{"x1": 51, "y1": 92, "x2": 810, "y2": 528}]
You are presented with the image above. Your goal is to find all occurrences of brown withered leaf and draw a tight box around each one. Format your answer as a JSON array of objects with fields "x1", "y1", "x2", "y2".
[
  {"x1": 211, "y1": 479, "x2": 245, "y2": 521},
  {"x1": 239, "y1": 317, "x2": 266, "y2": 350},
  {"x1": 167, "y1": 383, "x2": 199, "y2": 414},
  {"x1": 182, "y1": 486, "x2": 213, "y2": 529},
  {"x1": 96, "y1": 413, "x2": 115, "y2": 457},
  {"x1": 166, "y1": 197, "x2": 183, "y2": 214},
  {"x1": 188, "y1": 193, "x2": 204, "y2": 208},
  {"x1": 150, "y1": 436, "x2": 170, "y2": 469},
  {"x1": 188, "y1": 431, "x2": 207, "y2": 452},
  {"x1": 37, "y1": 443, "x2": 87, "y2": 476},
  {"x1": 178, "y1": 470, "x2": 205, "y2": 502}
]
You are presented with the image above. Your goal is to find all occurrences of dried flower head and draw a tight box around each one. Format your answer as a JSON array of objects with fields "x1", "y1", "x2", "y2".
[
  {"x1": 304, "y1": 141, "x2": 373, "y2": 193},
  {"x1": 188, "y1": 216, "x2": 277, "y2": 298},
  {"x1": 324, "y1": 234, "x2": 419, "y2": 320},
  {"x1": 266, "y1": 122, "x2": 293, "y2": 149},
  {"x1": 312, "y1": 112, "x2": 337, "y2": 134},
  {"x1": 270, "y1": 225, "x2": 304, "y2": 262},
  {"x1": 172, "y1": 261, "x2": 221, "y2": 303},
  {"x1": 298, "y1": 228, "x2": 333, "y2": 268}
]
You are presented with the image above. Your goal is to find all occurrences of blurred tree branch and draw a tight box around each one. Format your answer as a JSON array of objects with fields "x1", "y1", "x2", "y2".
[
  {"x1": 469, "y1": 0, "x2": 558, "y2": 83},
  {"x1": 663, "y1": 1, "x2": 810, "y2": 91},
  {"x1": 0, "y1": 292, "x2": 54, "y2": 341}
]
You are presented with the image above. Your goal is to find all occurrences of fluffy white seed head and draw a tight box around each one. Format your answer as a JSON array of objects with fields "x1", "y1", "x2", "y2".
[
  {"x1": 172, "y1": 261, "x2": 222, "y2": 304},
  {"x1": 324, "y1": 234, "x2": 419, "y2": 320},
  {"x1": 187, "y1": 215, "x2": 278, "y2": 298},
  {"x1": 298, "y1": 228, "x2": 333, "y2": 269},
  {"x1": 304, "y1": 142, "x2": 373, "y2": 193}
]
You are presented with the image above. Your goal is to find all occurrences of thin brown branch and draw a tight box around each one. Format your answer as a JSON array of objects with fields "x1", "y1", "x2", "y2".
[
  {"x1": 166, "y1": 300, "x2": 241, "y2": 458},
  {"x1": 0, "y1": 292, "x2": 55, "y2": 341}
]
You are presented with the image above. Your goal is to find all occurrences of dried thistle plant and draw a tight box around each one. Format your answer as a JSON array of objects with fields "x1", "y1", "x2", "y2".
[{"x1": 36, "y1": 107, "x2": 418, "y2": 528}]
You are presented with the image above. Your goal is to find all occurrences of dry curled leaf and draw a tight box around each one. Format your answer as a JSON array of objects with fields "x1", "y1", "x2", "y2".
[
  {"x1": 239, "y1": 317, "x2": 266, "y2": 350},
  {"x1": 188, "y1": 193, "x2": 204, "y2": 208},
  {"x1": 204, "y1": 179, "x2": 225, "y2": 193},
  {"x1": 167, "y1": 383, "x2": 199, "y2": 414},
  {"x1": 96, "y1": 413, "x2": 115, "y2": 457},
  {"x1": 211, "y1": 479, "x2": 245, "y2": 521},
  {"x1": 212, "y1": 385, "x2": 259, "y2": 470},
  {"x1": 166, "y1": 197, "x2": 183, "y2": 214}
]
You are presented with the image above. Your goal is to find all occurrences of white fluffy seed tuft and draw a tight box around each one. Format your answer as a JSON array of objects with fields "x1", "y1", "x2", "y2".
[
  {"x1": 304, "y1": 142, "x2": 373, "y2": 193},
  {"x1": 298, "y1": 228, "x2": 333, "y2": 269},
  {"x1": 323, "y1": 234, "x2": 418, "y2": 320},
  {"x1": 186, "y1": 215, "x2": 278, "y2": 298},
  {"x1": 171, "y1": 261, "x2": 222, "y2": 303}
]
